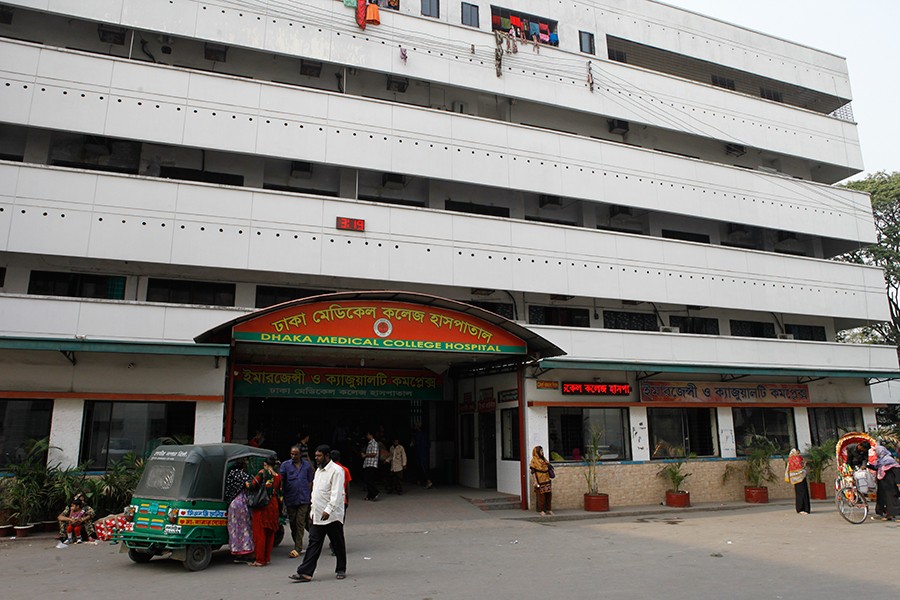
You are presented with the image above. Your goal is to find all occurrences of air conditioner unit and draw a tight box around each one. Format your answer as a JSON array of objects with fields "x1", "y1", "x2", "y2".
[
  {"x1": 608, "y1": 119, "x2": 629, "y2": 134},
  {"x1": 724, "y1": 143, "x2": 747, "y2": 157},
  {"x1": 382, "y1": 172, "x2": 406, "y2": 189},
  {"x1": 659, "y1": 326, "x2": 680, "y2": 333},
  {"x1": 290, "y1": 161, "x2": 313, "y2": 179},
  {"x1": 204, "y1": 43, "x2": 228, "y2": 62},
  {"x1": 97, "y1": 24, "x2": 127, "y2": 45},
  {"x1": 777, "y1": 333, "x2": 795, "y2": 340},
  {"x1": 300, "y1": 59, "x2": 323, "y2": 78},
  {"x1": 539, "y1": 194, "x2": 561, "y2": 208}
]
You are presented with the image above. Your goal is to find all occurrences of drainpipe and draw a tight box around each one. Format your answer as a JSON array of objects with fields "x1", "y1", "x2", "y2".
[{"x1": 518, "y1": 363, "x2": 528, "y2": 510}]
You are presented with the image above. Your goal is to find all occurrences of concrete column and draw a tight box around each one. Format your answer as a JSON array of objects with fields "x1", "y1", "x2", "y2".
[
  {"x1": 792, "y1": 406, "x2": 812, "y2": 451},
  {"x1": 193, "y1": 400, "x2": 225, "y2": 444},
  {"x1": 23, "y1": 129, "x2": 52, "y2": 164},
  {"x1": 861, "y1": 406, "x2": 878, "y2": 433},
  {"x1": 338, "y1": 168, "x2": 358, "y2": 200},
  {"x1": 717, "y1": 407, "x2": 737, "y2": 458},
  {"x1": 629, "y1": 406, "x2": 650, "y2": 461},
  {"x1": 48, "y1": 398, "x2": 85, "y2": 469}
]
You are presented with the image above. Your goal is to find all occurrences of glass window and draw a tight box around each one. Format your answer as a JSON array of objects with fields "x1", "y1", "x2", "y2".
[
  {"x1": 760, "y1": 87, "x2": 784, "y2": 102},
  {"x1": 808, "y1": 407, "x2": 863, "y2": 446},
  {"x1": 529, "y1": 305, "x2": 590, "y2": 327},
  {"x1": 579, "y1": 31, "x2": 595, "y2": 55},
  {"x1": 80, "y1": 401, "x2": 195, "y2": 470},
  {"x1": 732, "y1": 407, "x2": 795, "y2": 455},
  {"x1": 421, "y1": 0, "x2": 439, "y2": 17},
  {"x1": 500, "y1": 408, "x2": 519, "y2": 460},
  {"x1": 459, "y1": 413, "x2": 475, "y2": 459},
  {"x1": 711, "y1": 75, "x2": 735, "y2": 90},
  {"x1": 608, "y1": 48, "x2": 627, "y2": 63},
  {"x1": 0, "y1": 399, "x2": 53, "y2": 468},
  {"x1": 730, "y1": 319, "x2": 776, "y2": 339},
  {"x1": 669, "y1": 315, "x2": 720, "y2": 335},
  {"x1": 603, "y1": 310, "x2": 657, "y2": 331},
  {"x1": 547, "y1": 407, "x2": 631, "y2": 461},
  {"x1": 784, "y1": 324, "x2": 827, "y2": 342},
  {"x1": 461, "y1": 2, "x2": 479, "y2": 27},
  {"x1": 28, "y1": 271, "x2": 126, "y2": 299},
  {"x1": 147, "y1": 278, "x2": 235, "y2": 306},
  {"x1": 648, "y1": 408, "x2": 717, "y2": 458}
]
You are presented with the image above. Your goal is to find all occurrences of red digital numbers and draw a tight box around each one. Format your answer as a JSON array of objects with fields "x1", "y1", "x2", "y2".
[
  {"x1": 561, "y1": 382, "x2": 632, "y2": 396},
  {"x1": 336, "y1": 217, "x2": 365, "y2": 232}
]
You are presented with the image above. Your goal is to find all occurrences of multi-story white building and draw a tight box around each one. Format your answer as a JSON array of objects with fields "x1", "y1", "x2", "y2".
[{"x1": 0, "y1": 0, "x2": 896, "y2": 508}]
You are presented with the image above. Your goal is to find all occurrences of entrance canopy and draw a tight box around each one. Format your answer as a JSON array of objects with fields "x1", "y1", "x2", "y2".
[{"x1": 196, "y1": 291, "x2": 564, "y2": 371}]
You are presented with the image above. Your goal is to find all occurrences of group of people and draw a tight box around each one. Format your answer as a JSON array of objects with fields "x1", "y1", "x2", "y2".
[
  {"x1": 846, "y1": 440, "x2": 900, "y2": 521},
  {"x1": 223, "y1": 440, "x2": 350, "y2": 583},
  {"x1": 57, "y1": 492, "x2": 96, "y2": 544}
]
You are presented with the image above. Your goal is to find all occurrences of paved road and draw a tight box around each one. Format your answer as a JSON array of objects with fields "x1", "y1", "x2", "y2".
[{"x1": 2, "y1": 488, "x2": 897, "y2": 600}]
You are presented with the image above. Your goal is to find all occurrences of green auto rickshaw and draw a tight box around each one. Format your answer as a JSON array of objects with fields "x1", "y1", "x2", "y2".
[{"x1": 118, "y1": 443, "x2": 284, "y2": 571}]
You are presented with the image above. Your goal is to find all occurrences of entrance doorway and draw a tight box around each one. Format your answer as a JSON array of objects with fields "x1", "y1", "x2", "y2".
[{"x1": 478, "y1": 412, "x2": 497, "y2": 488}]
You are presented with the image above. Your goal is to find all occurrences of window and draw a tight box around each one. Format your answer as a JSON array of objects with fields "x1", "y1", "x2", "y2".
[
  {"x1": 528, "y1": 305, "x2": 590, "y2": 327},
  {"x1": 730, "y1": 319, "x2": 776, "y2": 339},
  {"x1": 732, "y1": 407, "x2": 795, "y2": 455},
  {"x1": 669, "y1": 315, "x2": 720, "y2": 336},
  {"x1": 445, "y1": 199, "x2": 509, "y2": 218},
  {"x1": 459, "y1": 414, "x2": 475, "y2": 458},
  {"x1": 603, "y1": 310, "x2": 657, "y2": 332},
  {"x1": 461, "y1": 2, "x2": 479, "y2": 27},
  {"x1": 255, "y1": 286, "x2": 330, "y2": 309},
  {"x1": 579, "y1": 31, "x2": 595, "y2": 55},
  {"x1": 0, "y1": 266, "x2": 6, "y2": 288},
  {"x1": 80, "y1": 400, "x2": 195, "y2": 470},
  {"x1": 28, "y1": 271, "x2": 126, "y2": 300},
  {"x1": 808, "y1": 407, "x2": 863, "y2": 446},
  {"x1": 501, "y1": 408, "x2": 520, "y2": 460},
  {"x1": 158, "y1": 166, "x2": 244, "y2": 186},
  {"x1": 711, "y1": 75, "x2": 736, "y2": 90},
  {"x1": 785, "y1": 324, "x2": 827, "y2": 342},
  {"x1": 469, "y1": 301, "x2": 515, "y2": 320},
  {"x1": 648, "y1": 408, "x2": 717, "y2": 458},
  {"x1": 421, "y1": 0, "x2": 439, "y2": 17},
  {"x1": 0, "y1": 399, "x2": 53, "y2": 468},
  {"x1": 608, "y1": 48, "x2": 627, "y2": 63},
  {"x1": 548, "y1": 407, "x2": 631, "y2": 461},
  {"x1": 760, "y1": 87, "x2": 784, "y2": 103},
  {"x1": 147, "y1": 278, "x2": 235, "y2": 306},
  {"x1": 662, "y1": 229, "x2": 711, "y2": 244}
]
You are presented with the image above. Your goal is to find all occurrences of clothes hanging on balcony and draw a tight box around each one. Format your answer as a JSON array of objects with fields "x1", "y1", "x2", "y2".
[
  {"x1": 366, "y1": 1, "x2": 380, "y2": 25},
  {"x1": 510, "y1": 15, "x2": 522, "y2": 29},
  {"x1": 343, "y1": 0, "x2": 356, "y2": 7},
  {"x1": 529, "y1": 22, "x2": 540, "y2": 38},
  {"x1": 549, "y1": 32, "x2": 559, "y2": 46},
  {"x1": 356, "y1": 0, "x2": 367, "y2": 30},
  {"x1": 539, "y1": 32, "x2": 549, "y2": 43},
  {"x1": 491, "y1": 15, "x2": 501, "y2": 28},
  {"x1": 500, "y1": 17, "x2": 510, "y2": 30}
]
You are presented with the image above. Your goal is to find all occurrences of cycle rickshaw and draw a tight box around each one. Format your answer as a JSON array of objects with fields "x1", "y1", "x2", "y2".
[{"x1": 833, "y1": 432, "x2": 877, "y2": 524}]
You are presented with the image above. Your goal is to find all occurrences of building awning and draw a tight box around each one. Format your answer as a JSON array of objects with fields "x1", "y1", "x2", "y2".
[
  {"x1": 0, "y1": 336, "x2": 230, "y2": 357},
  {"x1": 536, "y1": 358, "x2": 900, "y2": 385}
]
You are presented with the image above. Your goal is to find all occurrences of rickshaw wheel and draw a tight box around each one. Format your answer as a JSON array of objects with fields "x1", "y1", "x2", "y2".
[
  {"x1": 273, "y1": 524, "x2": 285, "y2": 547},
  {"x1": 183, "y1": 544, "x2": 212, "y2": 571},
  {"x1": 128, "y1": 548, "x2": 153, "y2": 563},
  {"x1": 837, "y1": 487, "x2": 868, "y2": 524}
]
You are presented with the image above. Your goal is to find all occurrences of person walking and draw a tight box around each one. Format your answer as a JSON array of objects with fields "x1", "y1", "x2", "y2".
[
  {"x1": 361, "y1": 431, "x2": 380, "y2": 501},
  {"x1": 329, "y1": 449, "x2": 351, "y2": 557},
  {"x1": 386, "y1": 438, "x2": 407, "y2": 495},
  {"x1": 280, "y1": 445, "x2": 314, "y2": 558},
  {"x1": 530, "y1": 446, "x2": 554, "y2": 516},
  {"x1": 785, "y1": 448, "x2": 810, "y2": 514},
  {"x1": 868, "y1": 443, "x2": 900, "y2": 521},
  {"x1": 289, "y1": 445, "x2": 347, "y2": 584},
  {"x1": 248, "y1": 454, "x2": 281, "y2": 567}
]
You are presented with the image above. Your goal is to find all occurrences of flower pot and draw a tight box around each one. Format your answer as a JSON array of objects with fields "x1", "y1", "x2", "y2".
[
  {"x1": 744, "y1": 486, "x2": 769, "y2": 504},
  {"x1": 0, "y1": 524, "x2": 13, "y2": 537},
  {"x1": 665, "y1": 490, "x2": 691, "y2": 508},
  {"x1": 809, "y1": 481, "x2": 827, "y2": 500},
  {"x1": 14, "y1": 524, "x2": 35, "y2": 538},
  {"x1": 584, "y1": 493, "x2": 610, "y2": 512},
  {"x1": 43, "y1": 520, "x2": 60, "y2": 533}
]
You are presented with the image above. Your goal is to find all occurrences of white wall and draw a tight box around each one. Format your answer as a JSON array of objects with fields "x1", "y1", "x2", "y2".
[
  {"x1": 194, "y1": 400, "x2": 225, "y2": 444},
  {"x1": 47, "y1": 398, "x2": 85, "y2": 469}
]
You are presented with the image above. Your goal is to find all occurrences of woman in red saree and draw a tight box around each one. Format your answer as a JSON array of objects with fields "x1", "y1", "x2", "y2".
[{"x1": 248, "y1": 454, "x2": 282, "y2": 566}]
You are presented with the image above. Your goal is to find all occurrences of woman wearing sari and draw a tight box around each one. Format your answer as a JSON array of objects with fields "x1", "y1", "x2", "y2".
[
  {"x1": 869, "y1": 444, "x2": 900, "y2": 521},
  {"x1": 248, "y1": 454, "x2": 282, "y2": 566},
  {"x1": 785, "y1": 449, "x2": 810, "y2": 514},
  {"x1": 530, "y1": 446, "x2": 554, "y2": 517},
  {"x1": 225, "y1": 458, "x2": 254, "y2": 564}
]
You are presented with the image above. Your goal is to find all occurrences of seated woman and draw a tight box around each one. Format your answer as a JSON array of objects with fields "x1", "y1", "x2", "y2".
[{"x1": 57, "y1": 493, "x2": 97, "y2": 542}]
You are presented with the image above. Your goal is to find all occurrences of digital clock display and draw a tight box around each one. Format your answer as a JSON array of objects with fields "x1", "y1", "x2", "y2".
[{"x1": 336, "y1": 216, "x2": 365, "y2": 232}]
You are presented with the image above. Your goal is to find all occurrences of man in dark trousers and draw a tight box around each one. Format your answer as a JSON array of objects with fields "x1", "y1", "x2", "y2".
[
  {"x1": 280, "y1": 444, "x2": 314, "y2": 558},
  {"x1": 361, "y1": 431, "x2": 380, "y2": 501},
  {"x1": 289, "y1": 444, "x2": 347, "y2": 583}
]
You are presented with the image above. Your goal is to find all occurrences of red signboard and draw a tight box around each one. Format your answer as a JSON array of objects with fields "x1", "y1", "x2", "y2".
[
  {"x1": 460, "y1": 392, "x2": 475, "y2": 413},
  {"x1": 536, "y1": 380, "x2": 559, "y2": 390},
  {"x1": 233, "y1": 300, "x2": 527, "y2": 355},
  {"x1": 336, "y1": 216, "x2": 365, "y2": 232},
  {"x1": 562, "y1": 382, "x2": 632, "y2": 396}
]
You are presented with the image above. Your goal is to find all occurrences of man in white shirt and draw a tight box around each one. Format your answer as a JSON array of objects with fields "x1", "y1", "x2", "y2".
[{"x1": 289, "y1": 444, "x2": 347, "y2": 583}]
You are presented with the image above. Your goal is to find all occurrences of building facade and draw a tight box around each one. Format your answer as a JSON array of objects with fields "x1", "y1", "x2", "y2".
[{"x1": 0, "y1": 0, "x2": 897, "y2": 508}]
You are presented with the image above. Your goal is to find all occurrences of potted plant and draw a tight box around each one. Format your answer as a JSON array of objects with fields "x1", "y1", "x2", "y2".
[
  {"x1": 803, "y1": 440, "x2": 834, "y2": 500},
  {"x1": 582, "y1": 425, "x2": 609, "y2": 512},
  {"x1": 723, "y1": 434, "x2": 781, "y2": 503},
  {"x1": 2, "y1": 438, "x2": 53, "y2": 536},
  {"x1": 656, "y1": 449, "x2": 693, "y2": 507}
]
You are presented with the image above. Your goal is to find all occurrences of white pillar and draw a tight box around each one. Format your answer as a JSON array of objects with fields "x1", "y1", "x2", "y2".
[
  {"x1": 48, "y1": 398, "x2": 85, "y2": 469},
  {"x1": 792, "y1": 406, "x2": 812, "y2": 451},
  {"x1": 861, "y1": 406, "x2": 879, "y2": 433},
  {"x1": 717, "y1": 407, "x2": 736, "y2": 458},
  {"x1": 629, "y1": 406, "x2": 650, "y2": 461},
  {"x1": 193, "y1": 400, "x2": 225, "y2": 444}
]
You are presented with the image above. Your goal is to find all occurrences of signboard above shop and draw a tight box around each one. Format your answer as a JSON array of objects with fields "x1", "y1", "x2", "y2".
[
  {"x1": 562, "y1": 382, "x2": 632, "y2": 396},
  {"x1": 640, "y1": 381, "x2": 810, "y2": 404},
  {"x1": 232, "y1": 300, "x2": 528, "y2": 355}
]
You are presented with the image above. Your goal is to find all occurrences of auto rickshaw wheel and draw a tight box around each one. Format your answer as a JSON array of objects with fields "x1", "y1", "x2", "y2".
[
  {"x1": 273, "y1": 524, "x2": 285, "y2": 547},
  {"x1": 183, "y1": 544, "x2": 212, "y2": 571},
  {"x1": 127, "y1": 548, "x2": 153, "y2": 563}
]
